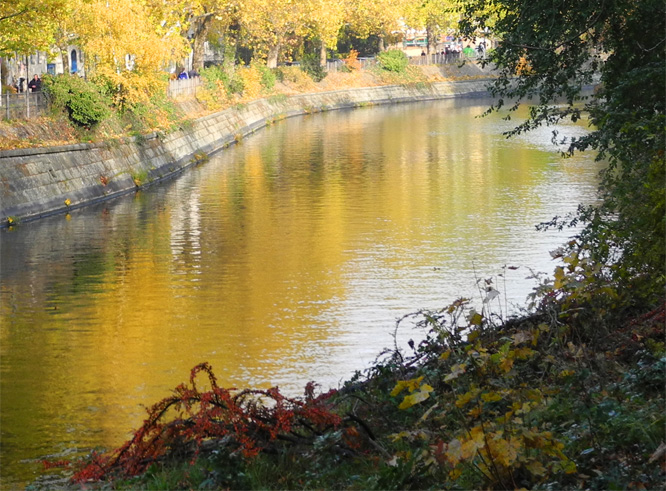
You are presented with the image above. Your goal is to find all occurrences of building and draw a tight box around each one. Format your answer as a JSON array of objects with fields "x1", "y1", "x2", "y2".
[{"x1": 3, "y1": 46, "x2": 85, "y2": 92}]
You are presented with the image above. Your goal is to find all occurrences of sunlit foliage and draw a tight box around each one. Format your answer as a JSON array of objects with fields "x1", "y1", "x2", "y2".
[
  {"x1": 0, "y1": 0, "x2": 67, "y2": 55},
  {"x1": 459, "y1": 0, "x2": 666, "y2": 302}
]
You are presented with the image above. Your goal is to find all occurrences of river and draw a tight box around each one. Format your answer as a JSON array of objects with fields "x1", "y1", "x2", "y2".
[{"x1": 0, "y1": 98, "x2": 601, "y2": 488}]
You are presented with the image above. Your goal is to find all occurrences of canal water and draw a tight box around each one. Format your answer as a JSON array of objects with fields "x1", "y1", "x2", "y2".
[{"x1": 0, "y1": 98, "x2": 601, "y2": 488}]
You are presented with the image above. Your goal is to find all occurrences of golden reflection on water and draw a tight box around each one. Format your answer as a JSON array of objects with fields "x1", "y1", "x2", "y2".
[{"x1": 0, "y1": 100, "x2": 601, "y2": 488}]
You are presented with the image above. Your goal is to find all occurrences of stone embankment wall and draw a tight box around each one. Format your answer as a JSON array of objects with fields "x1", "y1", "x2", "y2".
[{"x1": 0, "y1": 80, "x2": 490, "y2": 226}]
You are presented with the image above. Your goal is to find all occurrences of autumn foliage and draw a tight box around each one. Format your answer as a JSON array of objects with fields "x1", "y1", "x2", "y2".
[
  {"x1": 72, "y1": 363, "x2": 342, "y2": 483},
  {"x1": 65, "y1": 276, "x2": 664, "y2": 489}
]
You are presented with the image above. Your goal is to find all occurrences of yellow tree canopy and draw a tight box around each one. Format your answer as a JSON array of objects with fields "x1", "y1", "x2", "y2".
[
  {"x1": 403, "y1": 0, "x2": 458, "y2": 50},
  {"x1": 344, "y1": 0, "x2": 409, "y2": 40},
  {"x1": 77, "y1": 0, "x2": 187, "y2": 106},
  {"x1": 0, "y1": 0, "x2": 67, "y2": 55},
  {"x1": 241, "y1": 0, "x2": 310, "y2": 67},
  {"x1": 307, "y1": 0, "x2": 346, "y2": 49}
]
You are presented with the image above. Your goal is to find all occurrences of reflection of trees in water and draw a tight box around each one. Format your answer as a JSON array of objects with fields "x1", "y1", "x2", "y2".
[{"x1": 0, "y1": 100, "x2": 603, "y2": 489}]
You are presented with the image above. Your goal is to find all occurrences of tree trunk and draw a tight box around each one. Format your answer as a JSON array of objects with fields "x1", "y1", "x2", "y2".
[
  {"x1": 320, "y1": 40, "x2": 327, "y2": 67},
  {"x1": 190, "y1": 14, "x2": 213, "y2": 71},
  {"x1": 266, "y1": 43, "x2": 280, "y2": 69},
  {"x1": 59, "y1": 46, "x2": 70, "y2": 74},
  {"x1": 378, "y1": 36, "x2": 385, "y2": 52},
  {"x1": 54, "y1": 28, "x2": 71, "y2": 75}
]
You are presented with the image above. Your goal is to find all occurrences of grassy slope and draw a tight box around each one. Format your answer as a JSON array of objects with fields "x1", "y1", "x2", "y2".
[{"x1": 0, "y1": 63, "x2": 492, "y2": 151}]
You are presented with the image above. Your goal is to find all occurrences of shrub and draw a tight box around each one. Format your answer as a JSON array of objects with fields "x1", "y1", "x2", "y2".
[
  {"x1": 42, "y1": 74, "x2": 111, "y2": 128},
  {"x1": 238, "y1": 65, "x2": 263, "y2": 99},
  {"x1": 254, "y1": 63, "x2": 277, "y2": 90},
  {"x1": 300, "y1": 53, "x2": 327, "y2": 82},
  {"x1": 200, "y1": 65, "x2": 228, "y2": 91},
  {"x1": 276, "y1": 66, "x2": 316, "y2": 91},
  {"x1": 200, "y1": 65, "x2": 244, "y2": 97},
  {"x1": 342, "y1": 49, "x2": 361, "y2": 71},
  {"x1": 377, "y1": 49, "x2": 409, "y2": 73}
]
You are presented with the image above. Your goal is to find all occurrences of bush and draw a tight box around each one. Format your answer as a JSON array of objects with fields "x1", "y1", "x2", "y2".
[
  {"x1": 200, "y1": 65, "x2": 244, "y2": 97},
  {"x1": 238, "y1": 65, "x2": 263, "y2": 99},
  {"x1": 300, "y1": 53, "x2": 327, "y2": 82},
  {"x1": 342, "y1": 49, "x2": 361, "y2": 72},
  {"x1": 254, "y1": 63, "x2": 277, "y2": 90},
  {"x1": 276, "y1": 66, "x2": 316, "y2": 91},
  {"x1": 42, "y1": 74, "x2": 111, "y2": 128},
  {"x1": 200, "y1": 65, "x2": 227, "y2": 91},
  {"x1": 377, "y1": 49, "x2": 408, "y2": 73}
]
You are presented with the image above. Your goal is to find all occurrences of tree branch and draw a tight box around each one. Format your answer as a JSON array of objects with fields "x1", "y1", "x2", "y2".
[{"x1": 0, "y1": 9, "x2": 29, "y2": 22}]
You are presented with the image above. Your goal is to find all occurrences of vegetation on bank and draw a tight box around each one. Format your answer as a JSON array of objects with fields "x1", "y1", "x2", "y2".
[
  {"x1": 17, "y1": 0, "x2": 666, "y2": 486},
  {"x1": 0, "y1": 58, "x2": 478, "y2": 151},
  {"x1": 44, "y1": 266, "x2": 665, "y2": 490}
]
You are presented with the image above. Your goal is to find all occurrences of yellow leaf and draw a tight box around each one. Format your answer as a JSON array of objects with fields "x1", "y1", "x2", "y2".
[
  {"x1": 514, "y1": 346, "x2": 535, "y2": 359},
  {"x1": 455, "y1": 390, "x2": 476, "y2": 408},
  {"x1": 444, "y1": 363, "x2": 466, "y2": 382},
  {"x1": 417, "y1": 402, "x2": 439, "y2": 424},
  {"x1": 439, "y1": 349, "x2": 452, "y2": 361},
  {"x1": 499, "y1": 357, "x2": 514, "y2": 373},
  {"x1": 461, "y1": 437, "x2": 484, "y2": 460},
  {"x1": 481, "y1": 391, "x2": 502, "y2": 403},
  {"x1": 460, "y1": 426, "x2": 486, "y2": 459},
  {"x1": 398, "y1": 384, "x2": 433, "y2": 409},
  {"x1": 445, "y1": 439, "x2": 463, "y2": 465},
  {"x1": 390, "y1": 431, "x2": 411, "y2": 442},
  {"x1": 554, "y1": 266, "x2": 566, "y2": 289},
  {"x1": 526, "y1": 460, "x2": 547, "y2": 476},
  {"x1": 390, "y1": 376, "x2": 424, "y2": 397},
  {"x1": 491, "y1": 436, "x2": 520, "y2": 467},
  {"x1": 556, "y1": 459, "x2": 577, "y2": 474},
  {"x1": 469, "y1": 312, "x2": 483, "y2": 326},
  {"x1": 468, "y1": 406, "x2": 482, "y2": 418}
]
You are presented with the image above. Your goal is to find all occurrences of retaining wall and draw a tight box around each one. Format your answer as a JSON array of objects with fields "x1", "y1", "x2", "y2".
[{"x1": 0, "y1": 80, "x2": 491, "y2": 226}]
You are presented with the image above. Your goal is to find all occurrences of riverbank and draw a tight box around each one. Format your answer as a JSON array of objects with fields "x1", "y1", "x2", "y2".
[
  {"x1": 8, "y1": 63, "x2": 664, "y2": 491},
  {"x1": 60, "y1": 294, "x2": 664, "y2": 490},
  {"x1": 1, "y1": 65, "x2": 494, "y2": 227}
]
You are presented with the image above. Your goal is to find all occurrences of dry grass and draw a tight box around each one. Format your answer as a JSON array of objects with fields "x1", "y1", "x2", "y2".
[{"x1": 0, "y1": 117, "x2": 77, "y2": 151}]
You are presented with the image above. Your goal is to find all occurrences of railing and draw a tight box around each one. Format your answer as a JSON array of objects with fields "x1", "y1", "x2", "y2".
[
  {"x1": 167, "y1": 77, "x2": 203, "y2": 98},
  {"x1": 1, "y1": 55, "x2": 483, "y2": 120},
  {"x1": 324, "y1": 57, "x2": 378, "y2": 73},
  {"x1": 325, "y1": 53, "x2": 475, "y2": 73},
  {"x1": 1, "y1": 92, "x2": 48, "y2": 120}
]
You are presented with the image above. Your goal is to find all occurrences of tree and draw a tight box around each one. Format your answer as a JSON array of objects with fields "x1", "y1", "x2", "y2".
[
  {"x1": 0, "y1": 0, "x2": 66, "y2": 56},
  {"x1": 173, "y1": 0, "x2": 242, "y2": 71},
  {"x1": 458, "y1": 0, "x2": 665, "y2": 300},
  {"x1": 403, "y1": 0, "x2": 458, "y2": 53},
  {"x1": 241, "y1": 0, "x2": 310, "y2": 68},
  {"x1": 306, "y1": 0, "x2": 346, "y2": 66},
  {"x1": 344, "y1": 0, "x2": 409, "y2": 52},
  {"x1": 76, "y1": 0, "x2": 186, "y2": 108},
  {"x1": 51, "y1": 0, "x2": 90, "y2": 75}
]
